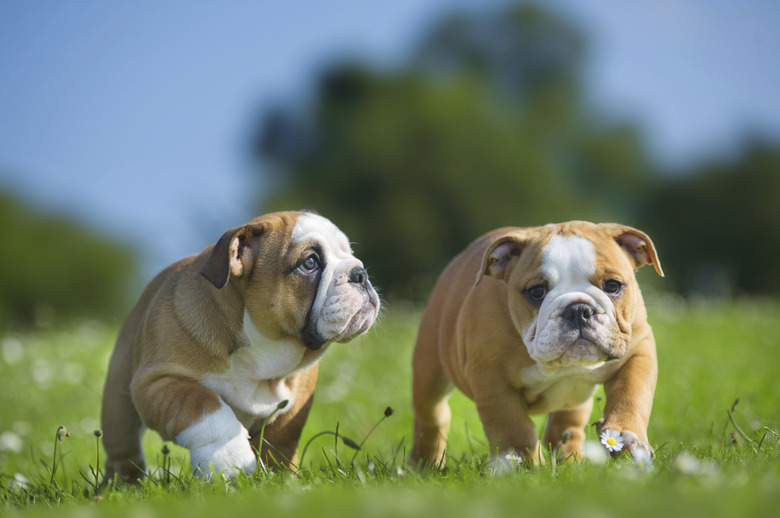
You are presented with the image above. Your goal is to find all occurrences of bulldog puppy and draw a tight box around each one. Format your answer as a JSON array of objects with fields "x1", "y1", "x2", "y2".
[
  {"x1": 101, "y1": 210, "x2": 380, "y2": 482},
  {"x1": 410, "y1": 221, "x2": 663, "y2": 467}
]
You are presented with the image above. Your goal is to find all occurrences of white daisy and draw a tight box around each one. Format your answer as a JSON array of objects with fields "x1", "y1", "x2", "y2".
[
  {"x1": 599, "y1": 429, "x2": 624, "y2": 453},
  {"x1": 7, "y1": 473, "x2": 29, "y2": 491},
  {"x1": 0, "y1": 431, "x2": 23, "y2": 453},
  {"x1": 504, "y1": 453, "x2": 523, "y2": 462},
  {"x1": 674, "y1": 451, "x2": 700, "y2": 474},
  {"x1": 582, "y1": 440, "x2": 608, "y2": 465},
  {"x1": 631, "y1": 445, "x2": 654, "y2": 472}
]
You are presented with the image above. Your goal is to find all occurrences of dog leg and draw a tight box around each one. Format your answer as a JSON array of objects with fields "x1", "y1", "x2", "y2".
[
  {"x1": 597, "y1": 337, "x2": 657, "y2": 456},
  {"x1": 543, "y1": 396, "x2": 594, "y2": 462},
  {"x1": 132, "y1": 375, "x2": 256, "y2": 479},
  {"x1": 101, "y1": 390, "x2": 146, "y2": 484},
  {"x1": 410, "y1": 341, "x2": 453, "y2": 468},
  {"x1": 102, "y1": 340, "x2": 146, "y2": 484},
  {"x1": 411, "y1": 392, "x2": 452, "y2": 469},
  {"x1": 473, "y1": 386, "x2": 539, "y2": 464},
  {"x1": 251, "y1": 367, "x2": 318, "y2": 470}
]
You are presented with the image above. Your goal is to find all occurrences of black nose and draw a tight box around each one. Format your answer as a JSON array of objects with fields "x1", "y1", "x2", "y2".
[
  {"x1": 348, "y1": 266, "x2": 368, "y2": 285},
  {"x1": 563, "y1": 303, "x2": 594, "y2": 326}
]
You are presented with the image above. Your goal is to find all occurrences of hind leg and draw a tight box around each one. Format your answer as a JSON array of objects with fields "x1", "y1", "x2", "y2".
[
  {"x1": 101, "y1": 374, "x2": 146, "y2": 484},
  {"x1": 409, "y1": 334, "x2": 453, "y2": 468},
  {"x1": 543, "y1": 396, "x2": 594, "y2": 462},
  {"x1": 101, "y1": 324, "x2": 149, "y2": 485}
]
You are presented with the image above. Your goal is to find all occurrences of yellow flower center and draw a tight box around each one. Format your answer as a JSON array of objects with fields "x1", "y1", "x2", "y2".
[{"x1": 607, "y1": 437, "x2": 616, "y2": 446}]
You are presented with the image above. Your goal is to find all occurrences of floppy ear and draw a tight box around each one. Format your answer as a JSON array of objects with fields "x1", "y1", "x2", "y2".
[
  {"x1": 601, "y1": 224, "x2": 664, "y2": 277},
  {"x1": 200, "y1": 224, "x2": 265, "y2": 289},
  {"x1": 475, "y1": 231, "x2": 528, "y2": 287}
]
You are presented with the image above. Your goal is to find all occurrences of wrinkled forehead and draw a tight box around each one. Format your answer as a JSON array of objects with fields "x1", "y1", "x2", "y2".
[
  {"x1": 541, "y1": 234, "x2": 597, "y2": 285},
  {"x1": 291, "y1": 213, "x2": 354, "y2": 260}
]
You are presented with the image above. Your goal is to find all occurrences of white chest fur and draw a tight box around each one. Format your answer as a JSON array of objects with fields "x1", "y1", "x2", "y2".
[
  {"x1": 518, "y1": 363, "x2": 609, "y2": 414},
  {"x1": 200, "y1": 311, "x2": 309, "y2": 422}
]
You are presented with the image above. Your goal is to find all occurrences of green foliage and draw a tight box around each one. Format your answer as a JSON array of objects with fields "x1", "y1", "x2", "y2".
[
  {"x1": 254, "y1": 4, "x2": 651, "y2": 300},
  {"x1": 1, "y1": 301, "x2": 779, "y2": 516},
  {"x1": 253, "y1": 2, "x2": 780, "y2": 300},
  {"x1": 638, "y1": 141, "x2": 780, "y2": 296},
  {"x1": 0, "y1": 190, "x2": 137, "y2": 327}
]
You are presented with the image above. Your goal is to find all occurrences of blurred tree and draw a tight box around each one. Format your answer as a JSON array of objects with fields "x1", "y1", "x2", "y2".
[
  {"x1": 253, "y1": 3, "x2": 652, "y2": 300},
  {"x1": 0, "y1": 190, "x2": 137, "y2": 327},
  {"x1": 638, "y1": 140, "x2": 780, "y2": 297}
]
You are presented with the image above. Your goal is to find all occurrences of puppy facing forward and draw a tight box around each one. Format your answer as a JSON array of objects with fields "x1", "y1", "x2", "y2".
[
  {"x1": 410, "y1": 221, "x2": 663, "y2": 467},
  {"x1": 101, "y1": 210, "x2": 380, "y2": 482}
]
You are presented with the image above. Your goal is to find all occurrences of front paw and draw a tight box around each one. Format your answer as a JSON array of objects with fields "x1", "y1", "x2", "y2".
[
  {"x1": 619, "y1": 430, "x2": 654, "y2": 457},
  {"x1": 599, "y1": 429, "x2": 653, "y2": 458},
  {"x1": 175, "y1": 404, "x2": 258, "y2": 479},
  {"x1": 190, "y1": 433, "x2": 257, "y2": 479}
]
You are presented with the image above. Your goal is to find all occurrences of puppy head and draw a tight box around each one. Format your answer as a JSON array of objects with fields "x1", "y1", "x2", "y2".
[
  {"x1": 476, "y1": 222, "x2": 662, "y2": 369},
  {"x1": 200, "y1": 211, "x2": 380, "y2": 351}
]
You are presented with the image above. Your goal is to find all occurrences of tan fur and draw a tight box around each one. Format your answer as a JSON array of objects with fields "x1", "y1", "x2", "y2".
[
  {"x1": 102, "y1": 211, "x2": 368, "y2": 483},
  {"x1": 410, "y1": 221, "x2": 663, "y2": 467}
]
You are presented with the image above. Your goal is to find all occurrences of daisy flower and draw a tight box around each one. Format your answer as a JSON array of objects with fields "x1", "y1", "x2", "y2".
[
  {"x1": 599, "y1": 430, "x2": 624, "y2": 453},
  {"x1": 674, "y1": 451, "x2": 700, "y2": 474},
  {"x1": 582, "y1": 440, "x2": 608, "y2": 465},
  {"x1": 504, "y1": 453, "x2": 523, "y2": 462},
  {"x1": 7, "y1": 473, "x2": 29, "y2": 491},
  {"x1": 631, "y1": 445, "x2": 654, "y2": 472},
  {"x1": 0, "y1": 431, "x2": 23, "y2": 453}
]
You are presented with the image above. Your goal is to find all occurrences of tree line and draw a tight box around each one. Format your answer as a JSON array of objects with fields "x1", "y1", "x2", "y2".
[
  {"x1": 2, "y1": 3, "x2": 777, "y2": 327},
  {"x1": 253, "y1": 3, "x2": 780, "y2": 300}
]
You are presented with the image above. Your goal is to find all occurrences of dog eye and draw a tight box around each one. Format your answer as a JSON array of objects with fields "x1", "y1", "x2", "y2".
[
  {"x1": 603, "y1": 279, "x2": 624, "y2": 295},
  {"x1": 299, "y1": 255, "x2": 320, "y2": 274},
  {"x1": 526, "y1": 284, "x2": 547, "y2": 303}
]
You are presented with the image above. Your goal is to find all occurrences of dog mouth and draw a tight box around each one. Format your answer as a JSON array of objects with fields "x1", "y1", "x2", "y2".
[
  {"x1": 334, "y1": 301, "x2": 379, "y2": 343},
  {"x1": 529, "y1": 325, "x2": 622, "y2": 367},
  {"x1": 301, "y1": 328, "x2": 326, "y2": 351},
  {"x1": 301, "y1": 287, "x2": 380, "y2": 350}
]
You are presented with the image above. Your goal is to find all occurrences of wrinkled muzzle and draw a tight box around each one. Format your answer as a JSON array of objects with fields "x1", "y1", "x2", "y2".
[
  {"x1": 302, "y1": 265, "x2": 380, "y2": 350},
  {"x1": 524, "y1": 290, "x2": 623, "y2": 367}
]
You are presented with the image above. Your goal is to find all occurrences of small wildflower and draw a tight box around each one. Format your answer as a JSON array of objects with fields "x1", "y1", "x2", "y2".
[
  {"x1": 631, "y1": 445, "x2": 653, "y2": 472},
  {"x1": 93, "y1": 429, "x2": 103, "y2": 438},
  {"x1": 7, "y1": 473, "x2": 29, "y2": 491},
  {"x1": 582, "y1": 440, "x2": 608, "y2": 465},
  {"x1": 674, "y1": 451, "x2": 700, "y2": 474},
  {"x1": 0, "y1": 431, "x2": 23, "y2": 453},
  {"x1": 697, "y1": 459, "x2": 721, "y2": 477},
  {"x1": 161, "y1": 444, "x2": 171, "y2": 455},
  {"x1": 384, "y1": 406, "x2": 394, "y2": 418},
  {"x1": 504, "y1": 453, "x2": 523, "y2": 462},
  {"x1": 276, "y1": 399, "x2": 289, "y2": 410},
  {"x1": 600, "y1": 430, "x2": 623, "y2": 452},
  {"x1": 56, "y1": 426, "x2": 70, "y2": 441}
]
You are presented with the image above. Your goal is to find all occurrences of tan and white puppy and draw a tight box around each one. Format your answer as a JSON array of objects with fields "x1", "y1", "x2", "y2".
[
  {"x1": 101, "y1": 210, "x2": 380, "y2": 483},
  {"x1": 410, "y1": 221, "x2": 663, "y2": 467}
]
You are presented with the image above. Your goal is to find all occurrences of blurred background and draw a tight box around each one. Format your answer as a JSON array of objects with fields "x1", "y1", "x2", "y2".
[{"x1": 2, "y1": 0, "x2": 779, "y2": 328}]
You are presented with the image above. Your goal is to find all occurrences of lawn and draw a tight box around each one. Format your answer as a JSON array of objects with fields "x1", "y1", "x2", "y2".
[{"x1": 1, "y1": 295, "x2": 779, "y2": 517}]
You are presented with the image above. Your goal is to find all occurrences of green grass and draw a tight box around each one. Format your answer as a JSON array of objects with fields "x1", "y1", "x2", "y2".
[{"x1": 1, "y1": 296, "x2": 779, "y2": 517}]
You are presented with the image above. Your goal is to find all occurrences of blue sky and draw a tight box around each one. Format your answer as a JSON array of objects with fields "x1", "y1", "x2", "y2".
[{"x1": 1, "y1": 0, "x2": 779, "y2": 276}]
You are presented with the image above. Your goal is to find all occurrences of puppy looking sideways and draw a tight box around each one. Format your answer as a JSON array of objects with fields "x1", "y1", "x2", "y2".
[
  {"x1": 410, "y1": 221, "x2": 663, "y2": 467},
  {"x1": 101, "y1": 210, "x2": 380, "y2": 482}
]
